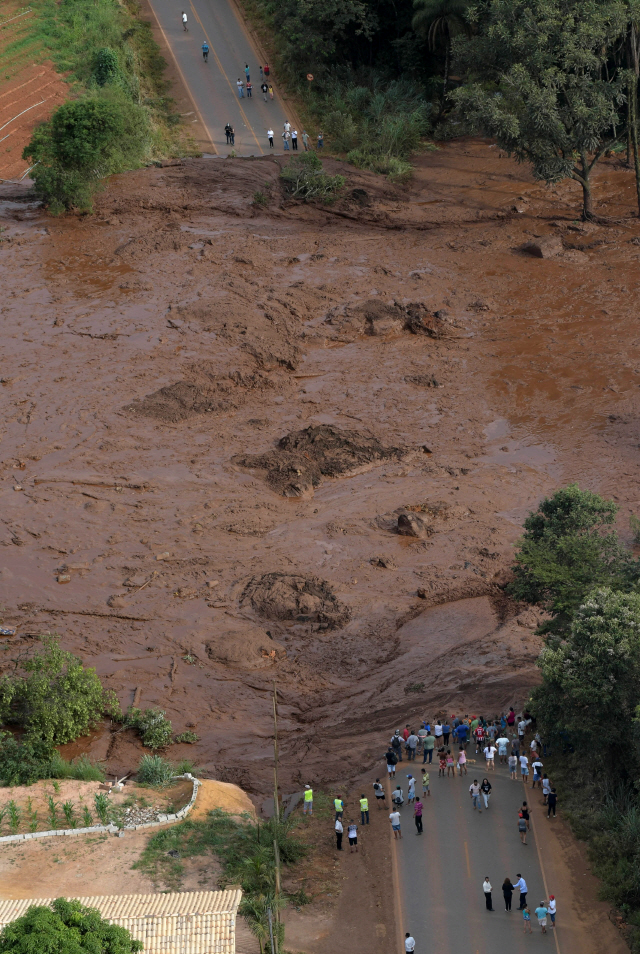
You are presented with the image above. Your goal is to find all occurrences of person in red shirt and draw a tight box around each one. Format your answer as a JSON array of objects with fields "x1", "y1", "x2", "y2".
[{"x1": 507, "y1": 707, "x2": 516, "y2": 728}]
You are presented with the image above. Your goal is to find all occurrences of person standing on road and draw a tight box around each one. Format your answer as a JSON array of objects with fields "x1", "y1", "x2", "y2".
[
  {"x1": 547, "y1": 788, "x2": 558, "y2": 818},
  {"x1": 446, "y1": 750, "x2": 455, "y2": 777},
  {"x1": 284, "y1": 119, "x2": 292, "y2": 134},
  {"x1": 518, "y1": 811, "x2": 528, "y2": 844},
  {"x1": 182, "y1": 10, "x2": 188, "y2": 30},
  {"x1": 423, "y1": 732, "x2": 435, "y2": 763},
  {"x1": 514, "y1": 874, "x2": 528, "y2": 909},
  {"x1": 508, "y1": 752, "x2": 518, "y2": 780},
  {"x1": 507, "y1": 706, "x2": 516, "y2": 730},
  {"x1": 267, "y1": 128, "x2": 274, "y2": 149},
  {"x1": 496, "y1": 731, "x2": 509, "y2": 764},
  {"x1": 414, "y1": 798, "x2": 423, "y2": 834},
  {"x1": 455, "y1": 721, "x2": 469, "y2": 748},
  {"x1": 443, "y1": 720, "x2": 451, "y2": 746},
  {"x1": 542, "y1": 774, "x2": 551, "y2": 804},
  {"x1": 481, "y1": 778, "x2": 492, "y2": 809},
  {"x1": 246, "y1": 81, "x2": 252, "y2": 97},
  {"x1": 483, "y1": 877, "x2": 494, "y2": 911},
  {"x1": 389, "y1": 809, "x2": 402, "y2": 839},
  {"x1": 518, "y1": 717, "x2": 527, "y2": 747},
  {"x1": 458, "y1": 746, "x2": 467, "y2": 776},
  {"x1": 303, "y1": 784, "x2": 313, "y2": 815},
  {"x1": 519, "y1": 752, "x2": 529, "y2": 782},
  {"x1": 334, "y1": 796, "x2": 344, "y2": 820},
  {"x1": 438, "y1": 748, "x2": 447, "y2": 777},
  {"x1": 434, "y1": 721, "x2": 443, "y2": 747},
  {"x1": 421, "y1": 769, "x2": 430, "y2": 797},
  {"x1": 360, "y1": 794, "x2": 369, "y2": 824},
  {"x1": 225, "y1": 123, "x2": 233, "y2": 144},
  {"x1": 469, "y1": 779, "x2": 482, "y2": 811},
  {"x1": 502, "y1": 877, "x2": 514, "y2": 911},
  {"x1": 523, "y1": 905, "x2": 532, "y2": 934},
  {"x1": 404, "y1": 932, "x2": 415, "y2": 953},
  {"x1": 335, "y1": 817, "x2": 343, "y2": 850},
  {"x1": 202, "y1": 41, "x2": 209, "y2": 62},
  {"x1": 244, "y1": 63, "x2": 250, "y2": 82},
  {"x1": 261, "y1": 82, "x2": 268, "y2": 101},
  {"x1": 373, "y1": 779, "x2": 386, "y2": 808},
  {"x1": 484, "y1": 742, "x2": 496, "y2": 771},
  {"x1": 535, "y1": 902, "x2": 548, "y2": 933},
  {"x1": 547, "y1": 895, "x2": 556, "y2": 928},
  {"x1": 348, "y1": 819, "x2": 358, "y2": 853},
  {"x1": 385, "y1": 747, "x2": 398, "y2": 778},
  {"x1": 237, "y1": 78, "x2": 244, "y2": 98},
  {"x1": 291, "y1": 129, "x2": 298, "y2": 151},
  {"x1": 229, "y1": 125, "x2": 235, "y2": 145},
  {"x1": 407, "y1": 775, "x2": 416, "y2": 804},
  {"x1": 407, "y1": 730, "x2": 418, "y2": 761},
  {"x1": 521, "y1": 801, "x2": 531, "y2": 831},
  {"x1": 282, "y1": 129, "x2": 290, "y2": 150},
  {"x1": 391, "y1": 730, "x2": 403, "y2": 763},
  {"x1": 531, "y1": 756, "x2": 543, "y2": 788}
]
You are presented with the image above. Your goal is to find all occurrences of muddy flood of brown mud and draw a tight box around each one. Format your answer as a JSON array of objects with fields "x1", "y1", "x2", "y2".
[{"x1": 1, "y1": 140, "x2": 639, "y2": 800}]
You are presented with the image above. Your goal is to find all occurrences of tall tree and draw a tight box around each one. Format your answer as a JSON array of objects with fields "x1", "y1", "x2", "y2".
[
  {"x1": 451, "y1": 0, "x2": 629, "y2": 218},
  {"x1": 412, "y1": 0, "x2": 470, "y2": 96}
]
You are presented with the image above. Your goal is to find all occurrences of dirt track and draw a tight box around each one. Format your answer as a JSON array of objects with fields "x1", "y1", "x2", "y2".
[{"x1": 0, "y1": 141, "x2": 638, "y2": 802}]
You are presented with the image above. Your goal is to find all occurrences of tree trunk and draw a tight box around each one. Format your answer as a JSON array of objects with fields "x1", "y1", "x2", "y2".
[
  {"x1": 577, "y1": 154, "x2": 594, "y2": 220},
  {"x1": 443, "y1": 39, "x2": 450, "y2": 98}
]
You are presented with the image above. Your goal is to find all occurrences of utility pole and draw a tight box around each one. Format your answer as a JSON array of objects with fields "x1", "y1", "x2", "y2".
[{"x1": 272, "y1": 682, "x2": 281, "y2": 950}]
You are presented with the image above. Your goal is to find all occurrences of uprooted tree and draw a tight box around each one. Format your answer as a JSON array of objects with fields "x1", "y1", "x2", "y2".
[{"x1": 451, "y1": 0, "x2": 630, "y2": 218}]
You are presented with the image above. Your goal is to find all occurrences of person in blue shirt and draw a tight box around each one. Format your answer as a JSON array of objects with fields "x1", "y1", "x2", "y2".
[
  {"x1": 202, "y1": 42, "x2": 209, "y2": 62},
  {"x1": 455, "y1": 722, "x2": 469, "y2": 746}
]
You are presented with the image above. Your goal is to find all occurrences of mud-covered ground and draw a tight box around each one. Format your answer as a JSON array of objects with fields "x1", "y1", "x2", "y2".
[{"x1": 1, "y1": 141, "x2": 638, "y2": 801}]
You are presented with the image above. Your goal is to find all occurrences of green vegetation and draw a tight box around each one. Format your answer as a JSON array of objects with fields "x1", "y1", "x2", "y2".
[
  {"x1": 136, "y1": 754, "x2": 175, "y2": 787},
  {"x1": 515, "y1": 486, "x2": 640, "y2": 944},
  {"x1": 16, "y1": 0, "x2": 191, "y2": 211},
  {"x1": 0, "y1": 897, "x2": 142, "y2": 953},
  {"x1": 280, "y1": 152, "x2": 345, "y2": 200},
  {"x1": 122, "y1": 706, "x2": 173, "y2": 749},
  {"x1": 136, "y1": 809, "x2": 306, "y2": 951}
]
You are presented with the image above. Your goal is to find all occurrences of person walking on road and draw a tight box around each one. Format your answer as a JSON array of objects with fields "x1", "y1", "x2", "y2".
[
  {"x1": 423, "y1": 732, "x2": 435, "y2": 763},
  {"x1": 548, "y1": 895, "x2": 556, "y2": 928},
  {"x1": 360, "y1": 795, "x2": 369, "y2": 824},
  {"x1": 523, "y1": 905, "x2": 532, "y2": 934},
  {"x1": 182, "y1": 10, "x2": 188, "y2": 30},
  {"x1": 268, "y1": 84, "x2": 274, "y2": 99},
  {"x1": 373, "y1": 779, "x2": 386, "y2": 808},
  {"x1": 421, "y1": 770, "x2": 430, "y2": 797},
  {"x1": 389, "y1": 809, "x2": 402, "y2": 839},
  {"x1": 481, "y1": 778, "x2": 492, "y2": 809},
  {"x1": 347, "y1": 819, "x2": 358, "y2": 853},
  {"x1": 521, "y1": 801, "x2": 531, "y2": 830},
  {"x1": 535, "y1": 902, "x2": 548, "y2": 933},
  {"x1": 236, "y1": 78, "x2": 244, "y2": 98},
  {"x1": 502, "y1": 878, "x2": 514, "y2": 911},
  {"x1": 483, "y1": 877, "x2": 494, "y2": 911},
  {"x1": 532, "y1": 756, "x2": 543, "y2": 788},
  {"x1": 469, "y1": 779, "x2": 482, "y2": 812},
  {"x1": 414, "y1": 798, "x2": 423, "y2": 834},
  {"x1": 202, "y1": 41, "x2": 209, "y2": 62},
  {"x1": 404, "y1": 932, "x2": 415, "y2": 953},
  {"x1": 509, "y1": 752, "x2": 518, "y2": 780},
  {"x1": 514, "y1": 874, "x2": 528, "y2": 909},
  {"x1": 542, "y1": 774, "x2": 551, "y2": 804},
  {"x1": 335, "y1": 817, "x2": 343, "y2": 850},
  {"x1": 334, "y1": 797, "x2": 344, "y2": 820},
  {"x1": 291, "y1": 129, "x2": 298, "y2": 151},
  {"x1": 303, "y1": 785, "x2": 313, "y2": 815},
  {"x1": 547, "y1": 788, "x2": 558, "y2": 818},
  {"x1": 385, "y1": 747, "x2": 398, "y2": 778},
  {"x1": 267, "y1": 128, "x2": 274, "y2": 149},
  {"x1": 518, "y1": 811, "x2": 528, "y2": 844},
  {"x1": 261, "y1": 82, "x2": 268, "y2": 101},
  {"x1": 458, "y1": 746, "x2": 467, "y2": 776}
]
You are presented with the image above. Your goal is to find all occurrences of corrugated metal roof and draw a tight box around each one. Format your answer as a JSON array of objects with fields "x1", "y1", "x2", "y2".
[{"x1": 0, "y1": 890, "x2": 242, "y2": 954}]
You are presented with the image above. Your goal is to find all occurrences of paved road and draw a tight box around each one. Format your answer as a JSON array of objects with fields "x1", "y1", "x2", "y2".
[
  {"x1": 147, "y1": 0, "x2": 290, "y2": 155},
  {"x1": 388, "y1": 757, "x2": 561, "y2": 954}
]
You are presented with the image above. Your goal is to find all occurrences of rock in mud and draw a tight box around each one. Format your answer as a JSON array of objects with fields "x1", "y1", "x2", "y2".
[
  {"x1": 521, "y1": 235, "x2": 563, "y2": 258},
  {"x1": 397, "y1": 511, "x2": 433, "y2": 538},
  {"x1": 404, "y1": 374, "x2": 439, "y2": 388},
  {"x1": 325, "y1": 300, "x2": 447, "y2": 339},
  {"x1": 235, "y1": 424, "x2": 405, "y2": 497},
  {"x1": 241, "y1": 572, "x2": 351, "y2": 629},
  {"x1": 124, "y1": 368, "x2": 275, "y2": 423},
  {"x1": 205, "y1": 619, "x2": 286, "y2": 670}
]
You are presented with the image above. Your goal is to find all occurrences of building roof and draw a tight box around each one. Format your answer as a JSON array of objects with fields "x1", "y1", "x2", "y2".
[{"x1": 0, "y1": 889, "x2": 242, "y2": 954}]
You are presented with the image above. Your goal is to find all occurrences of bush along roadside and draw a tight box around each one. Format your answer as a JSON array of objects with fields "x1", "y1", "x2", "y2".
[{"x1": 19, "y1": 0, "x2": 194, "y2": 212}]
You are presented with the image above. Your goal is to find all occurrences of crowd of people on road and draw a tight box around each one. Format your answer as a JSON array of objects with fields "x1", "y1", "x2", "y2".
[{"x1": 306, "y1": 708, "x2": 562, "y2": 949}]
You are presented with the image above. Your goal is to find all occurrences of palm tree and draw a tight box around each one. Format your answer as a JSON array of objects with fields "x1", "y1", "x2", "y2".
[{"x1": 412, "y1": 0, "x2": 470, "y2": 97}]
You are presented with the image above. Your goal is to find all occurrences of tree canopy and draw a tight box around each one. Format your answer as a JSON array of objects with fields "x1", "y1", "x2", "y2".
[{"x1": 0, "y1": 898, "x2": 142, "y2": 954}]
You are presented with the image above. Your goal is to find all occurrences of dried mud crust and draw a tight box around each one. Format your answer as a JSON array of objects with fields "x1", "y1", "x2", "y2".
[
  {"x1": 240, "y1": 573, "x2": 351, "y2": 629},
  {"x1": 124, "y1": 367, "x2": 276, "y2": 423},
  {"x1": 325, "y1": 300, "x2": 449, "y2": 339},
  {"x1": 235, "y1": 424, "x2": 406, "y2": 497},
  {"x1": 205, "y1": 618, "x2": 286, "y2": 670}
]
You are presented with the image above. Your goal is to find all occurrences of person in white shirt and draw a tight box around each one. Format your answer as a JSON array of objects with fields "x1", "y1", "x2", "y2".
[
  {"x1": 518, "y1": 719, "x2": 527, "y2": 741},
  {"x1": 182, "y1": 11, "x2": 188, "y2": 30},
  {"x1": 347, "y1": 820, "x2": 358, "y2": 852},
  {"x1": 434, "y1": 721, "x2": 443, "y2": 742},
  {"x1": 407, "y1": 776, "x2": 415, "y2": 803},
  {"x1": 284, "y1": 120, "x2": 291, "y2": 133},
  {"x1": 547, "y1": 895, "x2": 556, "y2": 928},
  {"x1": 484, "y1": 744, "x2": 496, "y2": 770},
  {"x1": 541, "y1": 774, "x2": 552, "y2": 804},
  {"x1": 519, "y1": 753, "x2": 529, "y2": 779},
  {"x1": 469, "y1": 780, "x2": 482, "y2": 811},
  {"x1": 389, "y1": 810, "x2": 402, "y2": 839},
  {"x1": 334, "y1": 817, "x2": 343, "y2": 850},
  {"x1": 267, "y1": 129, "x2": 274, "y2": 149},
  {"x1": 496, "y1": 735, "x2": 509, "y2": 763},
  {"x1": 531, "y1": 757, "x2": 544, "y2": 788},
  {"x1": 483, "y1": 877, "x2": 494, "y2": 911},
  {"x1": 404, "y1": 933, "x2": 415, "y2": 952}
]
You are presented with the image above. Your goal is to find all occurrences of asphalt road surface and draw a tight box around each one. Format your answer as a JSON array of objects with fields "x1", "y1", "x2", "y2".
[
  {"x1": 388, "y1": 756, "x2": 562, "y2": 954},
  {"x1": 147, "y1": 0, "x2": 290, "y2": 155}
]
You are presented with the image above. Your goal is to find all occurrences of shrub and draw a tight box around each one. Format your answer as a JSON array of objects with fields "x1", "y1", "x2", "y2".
[
  {"x1": 252, "y1": 190, "x2": 268, "y2": 207},
  {"x1": 23, "y1": 97, "x2": 150, "y2": 213},
  {"x1": 93, "y1": 47, "x2": 120, "y2": 87},
  {"x1": 280, "y1": 152, "x2": 344, "y2": 201},
  {"x1": 124, "y1": 706, "x2": 173, "y2": 749},
  {"x1": 49, "y1": 753, "x2": 105, "y2": 782},
  {"x1": 0, "y1": 634, "x2": 120, "y2": 745},
  {"x1": 0, "y1": 897, "x2": 142, "y2": 953},
  {"x1": 137, "y1": 754, "x2": 174, "y2": 787},
  {"x1": 94, "y1": 793, "x2": 110, "y2": 825},
  {"x1": 173, "y1": 731, "x2": 199, "y2": 744}
]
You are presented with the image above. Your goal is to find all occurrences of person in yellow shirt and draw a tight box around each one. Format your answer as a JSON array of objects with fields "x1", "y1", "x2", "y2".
[
  {"x1": 360, "y1": 795, "x2": 369, "y2": 825},
  {"x1": 334, "y1": 797, "x2": 344, "y2": 820},
  {"x1": 303, "y1": 785, "x2": 313, "y2": 816}
]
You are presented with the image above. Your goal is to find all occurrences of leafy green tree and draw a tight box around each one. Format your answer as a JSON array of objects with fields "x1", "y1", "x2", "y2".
[
  {"x1": 531, "y1": 588, "x2": 640, "y2": 763},
  {"x1": 23, "y1": 97, "x2": 149, "y2": 213},
  {"x1": 268, "y1": 0, "x2": 376, "y2": 76},
  {"x1": 508, "y1": 485, "x2": 638, "y2": 635},
  {"x1": 451, "y1": 0, "x2": 629, "y2": 218},
  {"x1": 0, "y1": 635, "x2": 120, "y2": 744},
  {"x1": 0, "y1": 898, "x2": 142, "y2": 954},
  {"x1": 412, "y1": 0, "x2": 470, "y2": 96}
]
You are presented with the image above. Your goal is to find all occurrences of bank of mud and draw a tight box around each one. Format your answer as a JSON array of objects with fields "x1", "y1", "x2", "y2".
[{"x1": 0, "y1": 141, "x2": 638, "y2": 805}]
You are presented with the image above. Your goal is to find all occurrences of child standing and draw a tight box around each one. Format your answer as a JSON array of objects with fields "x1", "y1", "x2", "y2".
[
  {"x1": 457, "y1": 747, "x2": 467, "y2": 776},
  {"x1": 422, "y1": 770, "x2": 430, "y2": 797},
  {"x1": 446, "y1": 750, "x2": 455, "y2": 777},
  {"x1": 523, "y1": 906, "x2": 532, "y2": 934}
]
